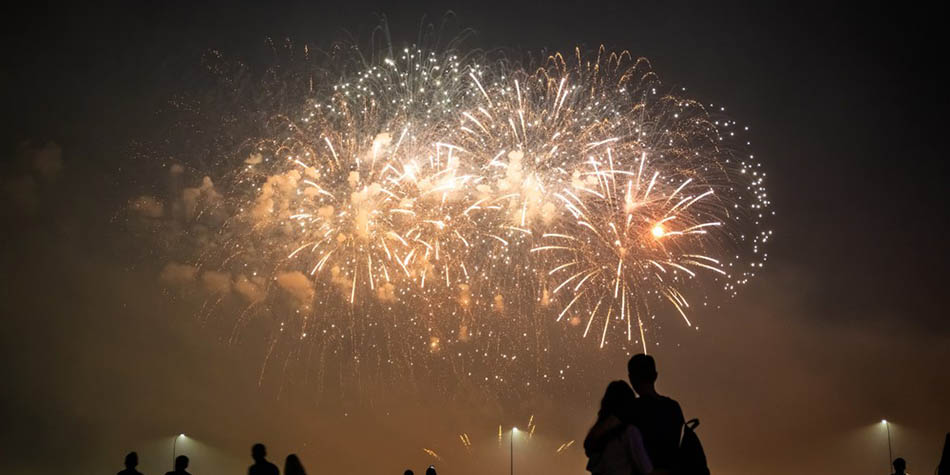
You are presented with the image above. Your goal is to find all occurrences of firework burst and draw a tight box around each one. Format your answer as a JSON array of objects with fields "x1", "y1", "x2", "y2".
[{"x1": 141, "y1": 30, "x2": 771, "y2": 395}]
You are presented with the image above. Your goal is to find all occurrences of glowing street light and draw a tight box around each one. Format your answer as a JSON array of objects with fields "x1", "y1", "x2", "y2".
[
  {"x1": 510, "y1": 427, "x2": 518, "y2": 475},
  {"x1": 172, "y1": 433, "x2": 186, "y2": 465},
  {"x1": 881, "y1": 420, "x2": 893, "y2": 473}
]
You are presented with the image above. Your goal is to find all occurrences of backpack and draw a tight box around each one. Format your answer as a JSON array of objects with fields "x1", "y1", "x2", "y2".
[{"x1": 675, "y1": 418, "x2": 710, "y2": 475}]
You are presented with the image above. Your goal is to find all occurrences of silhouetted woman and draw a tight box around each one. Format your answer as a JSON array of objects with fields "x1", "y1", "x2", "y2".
[
  {"x1": 584, "y1": 380, "x2": 653, "y2": 475},
  {"x1": 284, "y1": 454, "x2": 307, "y2": 475}
]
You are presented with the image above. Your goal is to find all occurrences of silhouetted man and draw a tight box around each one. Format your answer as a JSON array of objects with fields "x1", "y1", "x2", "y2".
[
  {"x1": 165, "y1": 455, "x2": 192, "y2": 475},
  {"x1": 622, "y1": 353, "x2": 685, "y2": 471},
  {"x1": 118, "y1": 452, "x2": 143, "y2": 475},
  {"x1": 891, "y1": 457, "x2": 907, "y2": 475},
  {"x1": 249, "y1": 443, "x2": 279, "y2": 475}
]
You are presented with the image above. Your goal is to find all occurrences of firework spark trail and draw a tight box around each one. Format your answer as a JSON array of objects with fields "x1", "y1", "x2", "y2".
[
  {"x1": 556, "y1": 440, "x2": 575, "y2": 454},
  {"x1": 422, "y1": 448, "x2": 442, "y2": 461}
]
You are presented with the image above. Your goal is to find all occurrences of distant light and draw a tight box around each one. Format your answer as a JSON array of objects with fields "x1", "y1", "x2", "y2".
[
  {"x1": 881, "y1": 420, "x2": 887, "y2": 424},
  {"x1": 179, "y1": 433, "x2": 186, "y2": 437},
  {"x1": 512, "y1": 427, "x2": 518, "y2": 432}
]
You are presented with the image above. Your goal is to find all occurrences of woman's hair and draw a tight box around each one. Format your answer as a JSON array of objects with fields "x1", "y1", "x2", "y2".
[
  {"x1": 284, "y1": 454, "x2": 306, "y2": 475},
  {"x1": 598, "y1": 380, "x2": 634, "y2": 419}
]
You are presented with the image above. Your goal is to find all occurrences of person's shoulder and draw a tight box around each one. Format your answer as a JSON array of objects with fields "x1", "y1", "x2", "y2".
[
  {"x1": 659, "y1": 395, "x2": 682, "y2": 408},
  {"x1": 660, "y1": 395, "x2": 685, "y2": 420}
]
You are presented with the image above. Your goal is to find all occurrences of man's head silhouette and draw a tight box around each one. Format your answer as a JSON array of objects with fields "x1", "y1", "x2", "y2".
[
  {"x1": 124, "y1": 452, "x2": 138, "y2": 469},
  {"x1": 252, "y1": 443, "x2": 267, "y2": 462},
  {"x1": 627, "y1": 353, "x2": 658, "y2": 396},
  {"x1": 174, "y1": 455, "x2": 189, "y2": 471},
  {"x1": 893, "y1": 457, "x2": 906, "y2": 473}
]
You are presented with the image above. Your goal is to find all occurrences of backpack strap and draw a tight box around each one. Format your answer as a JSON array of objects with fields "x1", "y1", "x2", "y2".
[{"x1": 679, "y1": 419, "x2": 700, "y2": 448}]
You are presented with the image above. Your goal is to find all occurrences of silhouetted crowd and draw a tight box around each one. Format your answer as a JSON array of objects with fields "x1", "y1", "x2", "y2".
[
  {"x1": 117, "y1": 441, "x2": 441, "y2": 475},
  {"x1": 116, "y1": 354, "x2": 950, "y2": 475},
  {"x1": 117, "y1": 443, "x2": 305, "y2": 475}
]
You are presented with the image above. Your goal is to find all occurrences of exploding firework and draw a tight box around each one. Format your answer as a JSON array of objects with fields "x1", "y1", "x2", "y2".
[
  {"x1": 444, "y1": 48, "x2": 770, "y2": 353},
  {"x1": 138, "y1": 28, "x2": 771, "y2": 396}
]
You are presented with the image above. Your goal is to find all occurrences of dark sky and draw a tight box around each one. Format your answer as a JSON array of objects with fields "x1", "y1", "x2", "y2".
[{"x1": 1, "y1": 2, "x2": 947, "y2": 474}]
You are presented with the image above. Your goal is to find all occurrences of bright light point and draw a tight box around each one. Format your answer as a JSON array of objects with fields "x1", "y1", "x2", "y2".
[
  {"x1": 881, "y1": 420, "x2": 887, "y2": 424},
  {"x1": 513, "y1": 427, "x2": 518, "y2": 432},
  {"x1": 651, "y1": 224, "x2": 665, "y2": 238},
  {"x1": 179, "y1": 433, "x2": 185, "y2": 437}
]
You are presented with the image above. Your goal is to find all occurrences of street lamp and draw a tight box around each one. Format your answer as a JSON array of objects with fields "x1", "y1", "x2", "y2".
[
  {"x1": 172, "y1": 433, "x2": 186, "y2": 465},
  {"x1": 881, "y1": 420, "x2": 892, "y2": 472},
  {"x1": 510, "y1": 427, "x2": 518, "y2": 475}
]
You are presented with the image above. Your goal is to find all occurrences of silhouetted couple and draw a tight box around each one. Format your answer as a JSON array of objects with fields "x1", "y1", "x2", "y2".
[
  {"x1": 250, "y1": 443, "x2": 307, "y2": 475},
  {"x1": 584, "y1": 353, "x2": 707, "y2": 475}
]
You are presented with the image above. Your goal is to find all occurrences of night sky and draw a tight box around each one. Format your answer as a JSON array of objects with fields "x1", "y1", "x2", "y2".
[{"x1": 2, "y1": 2, "x2": 947, "y2": 474}]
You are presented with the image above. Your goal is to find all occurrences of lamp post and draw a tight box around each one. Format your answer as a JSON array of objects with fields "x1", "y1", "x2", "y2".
[
  {"x1": 881, "y1": 420, "x2": 892, "y2": 472},
  {"x1": 510, "y1": 427, "x2": 518, "y2": 475},
  {"x1": 172, "y1": 433, "x2": 185, "y2": 466}
]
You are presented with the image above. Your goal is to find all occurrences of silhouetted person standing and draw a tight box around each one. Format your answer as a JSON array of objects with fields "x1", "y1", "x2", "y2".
[
  {"x1": 283, "y1": 454, "x2": 305, "y2": 475},
  {"x1": 249, "y1": 443, "x2": 279, "y2": 475},
  {"x1": 164, "y1": 455, "x2": 191, "y2": 475},
  {"x1": 622, "y1": 353, "x2": 685, "y2": 471},
  {"x1": 940, "y1": 433, "x2": 950, "y2": 475},
  {"x1": 891, "y1": 457, "x2": 907, "y2": 475},
  {"x1": 118, "y1": 452, "x2": 143, "y2": 475}
]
